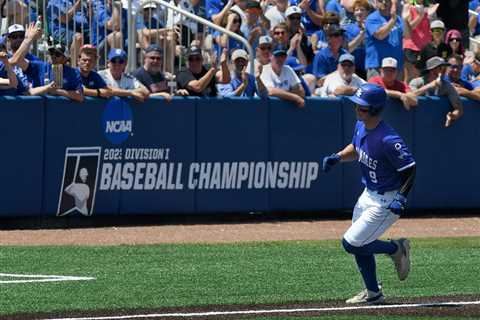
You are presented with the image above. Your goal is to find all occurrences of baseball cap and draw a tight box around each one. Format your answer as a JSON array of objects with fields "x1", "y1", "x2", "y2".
[
  {"x1": 246, "y1": 0, "x2": 262, "y2": 12},
  {"x1": 142, "y1": 1, "x2": 157, "y2": 9},
  {"x1": 285, "y1": 56, "x2": 305, "y2": 71},
  {"x1": 381, "y1": 57, "x2": 398, "y2": 69},
  {"x1": 348, "y1": 83, "x2": 387, "y2": 108},
  {"x1": 259, "y1": 35, "x2": 273, "y2": 45},
  {"x1": 325, "y1": 24, "x2": 345, "y2": 37},
  {"x1": 285, "y1": 6, "x2": 302, "y2": 17},
  {"x1": 272, "y1": 44, "x2": 287, "y2": 56},
  {"x1": 145, "y1": 44, "x2": 163, "y2": 55},
  {"x1": 339, "y1": 53, "x2": 355, "y2": 64},
  {"x1": 231, "y1": 49, "x2": 248, "y2": 61},
  {"x1": 425, "y1": 56, "x2": 450, "y2": 71},
  {"x1": 430, "y1": 20, "x2": 445, "y2": 30},
  {"x1": 7, "y1": 24, "x2": 25, "y2": 36},
  {"x1": 187, "y1": 46, "x2": 202, "y2": 57},
  {"x1": 48, "y1": 43, "x2": 67, "y2": 56},
  {"x1": 108, "y1": 48, "x2": 127, "y2": 61}
]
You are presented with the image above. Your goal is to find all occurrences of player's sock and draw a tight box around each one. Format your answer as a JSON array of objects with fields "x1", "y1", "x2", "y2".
[
  {"x1": 342, "y1": 238, "x2": 397, "y2": 256},
  {"x1": 354, "y1": 254, "x2": 380, "y2": 292}
]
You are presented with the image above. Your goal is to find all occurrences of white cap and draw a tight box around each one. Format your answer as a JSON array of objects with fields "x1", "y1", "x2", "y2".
[
  {"x1": 285, "y1": 6, "x2": 302, "y2": 17},
  {"x1": 259, "y1": 35, "x2": 273, "y2": 45},
  {"x1": 430, "y1": 20, "x2": 445, "y2": 30},
  {"x1": 7, "y1": 24, "x2": 25, "y2": 35},
  {"x1": 381, "y1": 57, "x2": 398, "y2": 69},
  {"x1": 231, "y1": 49, "x2": 248, "y2": 61},
  {"x1": 143, "y1": 2, "x2": 157, "y2": 9}
]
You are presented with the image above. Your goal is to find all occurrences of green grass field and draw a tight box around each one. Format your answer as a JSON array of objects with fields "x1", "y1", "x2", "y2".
[{"x1": 1, "y1": 237, "x2": 479, "y2": 318}]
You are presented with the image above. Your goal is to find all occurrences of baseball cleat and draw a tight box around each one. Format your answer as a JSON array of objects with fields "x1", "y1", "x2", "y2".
[
  {"x1": 346, "y1": 289, "x2": 385, "y2": 304},
  {"x1": 390, "y1": 238, "x2": 411, "y2": 281}
]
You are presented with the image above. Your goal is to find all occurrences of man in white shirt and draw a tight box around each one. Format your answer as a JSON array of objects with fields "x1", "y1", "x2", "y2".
[
  {"x1": 260, "y1": 44, "x2": 305, "y2": 108},
  {"x1": 98, "y1": 48, "x2": 150, "y2": 102},
  {"x1": 264, "y1": 0, "x2": 288, "y2": 30},
  {"x1": 316, "y1": 53, "x2": 366, "y2": 97}
]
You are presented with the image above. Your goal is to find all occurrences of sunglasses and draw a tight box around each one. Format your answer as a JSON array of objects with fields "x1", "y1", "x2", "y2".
[
  {"x1": 341, "y1": 62, "x2": 354, "y2": 68},
  {"x1": 188, "y1": 56, "x2": 202, "y2": 62},
  {"x1": 111, "y1": 58, "x2": 125, "y2": 64},
  {"x1": 147, "y1": 56, "x2": 162, "y2": 61},
  {"x1": 8, "y1": 33, "x2": 24, "y2": 40},
  {"x1": 259, "y1": 46, "x2": 272, "y2": 51},
  {"x1": 356, "y1": 105, "x2": 369, "y2": 113},
  {"x1": 431, "y1": 28, "x2": 444, "y2": 33},
  {"x1": 274, "y1": 31, "x2": 286, "y2": 35},
  {"x1": 449, "y1": 64, "x2": 461, "y2": 69},
  {"x1": 449, "y1": 38, "x2": 460, "y2": 43},
  {"x1": 288, "y1": 15, "x2": 301, "y2": 21},
  {"x1": 233, "y1": 19, "x2": 241, "y2": 23}
]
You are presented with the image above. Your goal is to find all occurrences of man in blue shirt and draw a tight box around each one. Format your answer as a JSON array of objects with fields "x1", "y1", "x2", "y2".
[
  {"x1": 364, "y1": 0, "x2": 403, "y2": 79},
  {"x1": 312, "y1": 24, "x2": 348, "y2": 85},
  {"x1": 217, "y1": 49, "x2": 267, "y2": 97},
  {"x1": 322, "y1": 83, "x2": 415, "y2": 305},
  {"x1": 46, "y1": 44, "x2": 84, "y2": 102},
  {"x1": 77, "y1": 44, "x2": 111, "y2": 98}
]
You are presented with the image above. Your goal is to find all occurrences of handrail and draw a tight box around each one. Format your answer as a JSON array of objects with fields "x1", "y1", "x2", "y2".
[{"x1": 133, "y1": 0, "x2": 255, "y2": 75}]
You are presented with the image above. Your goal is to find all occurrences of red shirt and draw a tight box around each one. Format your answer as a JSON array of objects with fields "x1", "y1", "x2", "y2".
[{"x1": 368, "y1": 76, "x2": 410, "y2": 93}]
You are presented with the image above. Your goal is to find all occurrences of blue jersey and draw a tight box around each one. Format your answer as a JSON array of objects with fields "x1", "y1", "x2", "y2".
[
  {"x1": 79, "y1": 70, "x2": 107, "y2": 89},
  {"x1": 46, "y1": 64, "x2": 83, "y2": 91},
  {"x1": 352, "y1": 120, "x2": 415, "y2": 193}
]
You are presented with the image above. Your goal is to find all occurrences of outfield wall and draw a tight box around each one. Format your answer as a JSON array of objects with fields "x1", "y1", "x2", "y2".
[{"x1": 1, "y1": 95, "x2": 479, "y2": 217}]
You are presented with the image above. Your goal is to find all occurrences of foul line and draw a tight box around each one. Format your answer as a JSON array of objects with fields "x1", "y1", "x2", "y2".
[
  {"x1": 0, "y1": 273, "x2": 95, "y2": 284},
  {"x1": 38, "y1": 300, "x2": 480, "y2": 320}
]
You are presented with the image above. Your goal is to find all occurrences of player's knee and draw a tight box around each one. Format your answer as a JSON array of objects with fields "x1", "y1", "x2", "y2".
[{"x1": 342, "y1": 238, "x2": 356, "y2": 254}]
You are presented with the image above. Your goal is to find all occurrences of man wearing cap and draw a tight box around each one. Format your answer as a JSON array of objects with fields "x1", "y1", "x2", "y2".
[
  {"x1": 417, "y1": 20, "x2": 451, "y2": 72},
  {"x1": 260, "y1": 44, "x2": 305, "y2": 107},
  {"x1": 317, "y1": 53, "x2": 365, "y2": 97},
  {"x1": 252, "y1": 35, "x2": 274, "y2": 72},
  {"x1": 217, "y1": 49, "x2": 267, "y2": 97},
  {"x1": 369, "y1": 57, "x2": 417, "y2": 110},
  {"x1": 77, "y1": 45, "x2": 112, "y2": 98},
  {"x1": 8, "y1": 22, "x2": 46, "y2": 89},
  {"x1": 285, "y1": 6, "x2": 313, "y2": 66},
  {"x1": 45, "y1": 44, "x2": 84, "y2": 102},
  {"x1": 364, "y1": 0, "x2": 404, "y2": 80},
  {"x1": 132, "y1": 44, "x2": 172, "y2": 100},
  {"x1": 410, "y1": 56, "x2": 463, "y2": 127},
  {"x1": 312, "y1": 24, "x2": 348, "y2": 84},
  {"x1": 99, "y1": 48, "x2": 150, "y2": 102},
  {"x1": 176, "y1": 46, "x2": 227, "y2": 97}
]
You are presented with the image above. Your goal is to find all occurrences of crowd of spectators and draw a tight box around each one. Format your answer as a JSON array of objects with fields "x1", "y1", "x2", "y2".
[{"x1": 1, "y1": 0, "x2": 480, "y2": 126}]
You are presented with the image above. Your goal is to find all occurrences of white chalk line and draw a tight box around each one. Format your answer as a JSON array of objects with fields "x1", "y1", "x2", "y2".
[
  {"x1": 37, "y1": 300, "x2": 480, "y2": 320},
  {"x1": 0, "y1": 273, "x2": 95, "y2": 284}
]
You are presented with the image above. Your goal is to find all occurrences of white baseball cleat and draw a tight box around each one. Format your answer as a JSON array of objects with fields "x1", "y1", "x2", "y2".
[
  {"x1": 346, "y1": 288, "x2": 385, "y2": 304},
  {"x1": 390, "y1": 238, "x2": 411, "y2": 281}
]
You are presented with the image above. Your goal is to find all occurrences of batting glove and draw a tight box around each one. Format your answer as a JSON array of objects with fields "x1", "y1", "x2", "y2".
[
  {"x1": 388, "y1": 193, "x2": 407, "y2": 216},
  {"x1": 322, "y1": 153, "x2": 341, "y2": 172}
]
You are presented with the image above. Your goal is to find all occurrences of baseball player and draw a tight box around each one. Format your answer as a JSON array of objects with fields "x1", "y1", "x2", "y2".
[{"x1": 322, "y1": 83, "x2": 416, "y2": 304}]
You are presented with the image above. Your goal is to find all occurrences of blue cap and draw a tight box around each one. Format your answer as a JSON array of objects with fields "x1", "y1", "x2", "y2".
[
  {"x1": 348, "y1": 83, "x2": 387, "y2": 108},
  {"x1": 272, "y1": 44, "x2": 288, "y2": 56},
  {"x1": 285, "y1": 56, "x2": 305, "y2": 71},
  {"x1": 108, "y1": 48, "x2": 127, "y2": 61}
]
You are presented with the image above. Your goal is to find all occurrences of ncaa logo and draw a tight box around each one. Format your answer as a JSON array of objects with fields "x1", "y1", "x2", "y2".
[{"x1": 102, "y1": 97, "x2": 133, "y2": 145}]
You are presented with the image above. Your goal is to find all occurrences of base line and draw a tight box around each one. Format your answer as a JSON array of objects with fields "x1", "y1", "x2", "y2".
[
  {"x1": 0, "y1": 273, "x2": 95, "y2": 284},
  {"x1": 38, "y1": 300, "x2": 480, "y2": 320}
]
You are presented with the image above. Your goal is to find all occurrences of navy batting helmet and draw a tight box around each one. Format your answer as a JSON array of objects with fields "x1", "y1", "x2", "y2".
[{"x1": 348, "y1": 83, "x2": 387, "y2": 116}]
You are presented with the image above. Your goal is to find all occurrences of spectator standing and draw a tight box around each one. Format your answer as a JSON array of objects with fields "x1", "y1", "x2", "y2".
[
  {"x1": 369, "y1": 57, "x2": 417, "y2": 110},
  {"x1": 77, "y1": 45, "x2": 112, "y2": 98},
  {"x1": 272, "y1": 22, "x2": 290, "y2": 47},
  {"x1": 294, "y1": 0, "x2": 325, "y2": 36},
  {"x1": 260, "y1": 44, "x2": 305, "y2": 107},
  {"x1": 264, "y1": 0, "x2": 288, "y2": 30},
  {"x1": 445, "y1": 29, "x2": 465, "y2": 58},
  {"x1": 344, "y1": 0, "x2": 370, "y2": 80},
  {"x1": 45, "y1": 44, "x2": 84, "y2": 102},
  {"x1": 409, "y1": 56, "x2": 463, "y2": 127},
  {"x1": 242, "y1": 1, "x2": 268, "y2": 48},
  {"x1": 364, "y1": 0, "x2": 404, "y2": 80},
  {"x1": 417, "y1": 20, "x2": 451, "y2": 71},
  {"x1": 99, "y1": 48, "x2": 150, "y2": 102},
  {"x1": 285, "y1": 6, "x2": 314, "y2": 65},
  {"x1": 251, "y1": 35, "x2": 274, "y2": 71},
  {"x1": 217, "y1": 49, "x2": 267, "y2": 97},
  {"x1": 132, "y1": 44, "x2": 173, "y2": 100},
  {"x1": 311, "y1": 11, "x2": 340, "y2": 53},
  {"x1": 316, "y1": 53, "x2": 365, "y2": 97},
  {"x1": 402, "y1": 0, "x2": 433, "y2": 82},
  {"x1": 176, "y1": 46, "x2": 225, "y2": 97}
]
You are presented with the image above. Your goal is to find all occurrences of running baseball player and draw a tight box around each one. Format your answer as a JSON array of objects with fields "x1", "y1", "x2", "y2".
[{"x1": 322, "y1": 83, "x2": 416, "y2": 304}]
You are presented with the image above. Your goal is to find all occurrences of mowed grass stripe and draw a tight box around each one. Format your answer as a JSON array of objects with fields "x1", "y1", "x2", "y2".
[{"x1": 0, "y1": 237, "x2": 479, "y2": 316}]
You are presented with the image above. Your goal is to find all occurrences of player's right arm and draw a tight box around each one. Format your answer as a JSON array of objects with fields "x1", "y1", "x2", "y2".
[{"x1": 337, "y1": 143, "x2": 358, "y2": 162}]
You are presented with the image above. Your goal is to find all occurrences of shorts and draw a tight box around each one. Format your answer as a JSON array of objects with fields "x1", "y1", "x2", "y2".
[{"x1": 404, "y1": 48, "x2": 420, "y2": 64}]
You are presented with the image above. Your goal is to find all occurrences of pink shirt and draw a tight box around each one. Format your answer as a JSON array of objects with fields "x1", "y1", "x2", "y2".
[{"x1": 403, "y1": 6, "x2": 432, "y2": 52}]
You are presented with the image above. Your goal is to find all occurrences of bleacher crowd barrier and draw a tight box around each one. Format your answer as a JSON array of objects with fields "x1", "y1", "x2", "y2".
[{"x1": 1, "y1": 95, "x2": 479, "y2": 217}]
